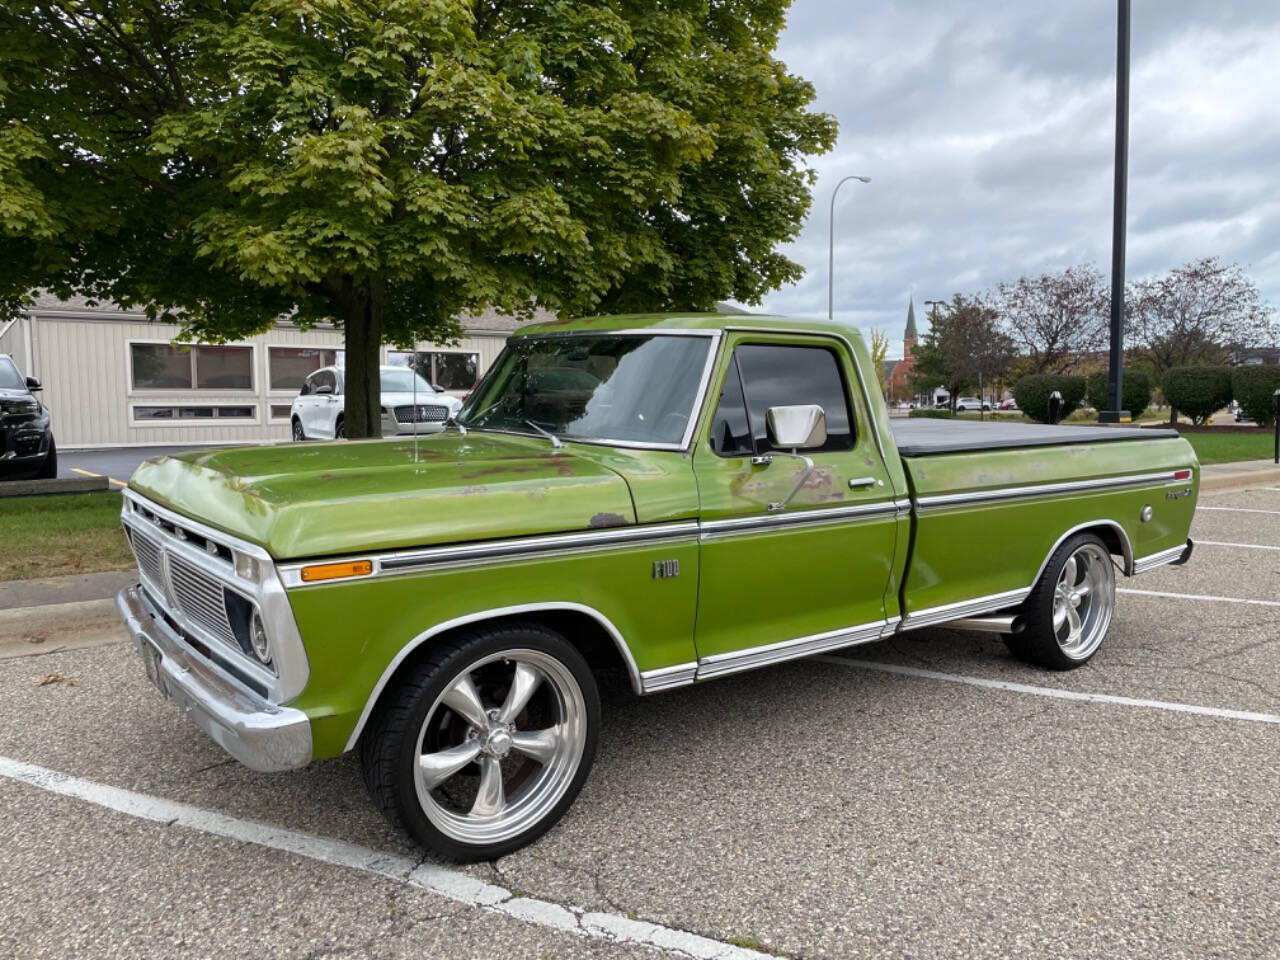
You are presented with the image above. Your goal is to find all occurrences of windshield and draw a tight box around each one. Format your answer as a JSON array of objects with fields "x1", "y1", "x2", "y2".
[
  {"x1": 0, "y1": 359, "x2": 23, "y2": 390},
  {"x1": 379, "y1": 369, "x2": 436, "y2": 394},
  {"x1": 459, "y1": 334, "x2": 712, "y2": 446}
]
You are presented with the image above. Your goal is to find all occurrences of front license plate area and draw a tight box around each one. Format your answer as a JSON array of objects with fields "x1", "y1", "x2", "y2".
[{"x1": 140, "y1": 640, "x2": 169, "y2": 699}]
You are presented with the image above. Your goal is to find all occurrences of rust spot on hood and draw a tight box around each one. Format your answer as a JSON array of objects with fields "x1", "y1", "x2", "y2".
[{"x1": 588, "y1": 512, "x2": 628, "y2": 528}]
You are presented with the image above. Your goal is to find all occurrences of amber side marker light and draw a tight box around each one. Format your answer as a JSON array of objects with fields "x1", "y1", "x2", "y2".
[
  {"x1": 1173, "y1": 469, "x2": 1192, "y2": 481},
  {"x1": 300, "y1": 559, "x2": 374, "y2": 583}
]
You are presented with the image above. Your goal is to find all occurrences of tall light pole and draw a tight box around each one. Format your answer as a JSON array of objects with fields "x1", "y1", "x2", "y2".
[
  {"x1": 828, "y1": 175, "x2": 872, "y2": 320},
  {"x1": 1101, "y1": 0, "x2": 1131, "y2": 423}
]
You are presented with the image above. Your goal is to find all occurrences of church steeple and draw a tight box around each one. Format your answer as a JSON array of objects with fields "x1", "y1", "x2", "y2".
[{"x1": 904, "y1": 296, "x2": 918, "y2": 352}]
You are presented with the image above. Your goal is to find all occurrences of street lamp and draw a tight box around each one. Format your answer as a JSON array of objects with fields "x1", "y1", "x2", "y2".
[
  {"x1": 828, "y1": 175, "x2": 872, "y2": 320},
  {"x1": 1101, "y1": 0, "x2": 1132, "y2": 423}
]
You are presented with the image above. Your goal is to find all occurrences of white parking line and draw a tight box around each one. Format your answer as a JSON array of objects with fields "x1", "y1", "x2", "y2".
[
  {"x1": 1194, "y1": 540, "x2": 1280, "y2": 552},
  {"x1": 0, "y1": 757, "x2": 769, "y2": 960},
  {"x1": 1196, "y1": 506, "x2": 1280, "y2": 515},
  {"x1": 812, "y1": 657, "x2": 1280, "y2": 725},
  {"x1": 1117, "y1": 587, "x2": 1280, "y2": 607}
]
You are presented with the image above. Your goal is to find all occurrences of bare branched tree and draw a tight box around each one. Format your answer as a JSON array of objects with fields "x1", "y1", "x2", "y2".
[
  {"x1": 1126, "y1": 257, "x2": 1276, "y2": 376},
  {"x1": 994, "y1": 264, "x2": 1108, "y2": 374}
]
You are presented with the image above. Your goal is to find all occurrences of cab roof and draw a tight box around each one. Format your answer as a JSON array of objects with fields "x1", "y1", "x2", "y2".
[{"x1": 515, "y1": 311, "x2": 867, "y2": 345}]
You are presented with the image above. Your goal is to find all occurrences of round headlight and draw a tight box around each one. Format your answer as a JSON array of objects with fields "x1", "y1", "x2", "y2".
[{"x1": 249, "y1": 611, "x2": 272, "y2": 665}]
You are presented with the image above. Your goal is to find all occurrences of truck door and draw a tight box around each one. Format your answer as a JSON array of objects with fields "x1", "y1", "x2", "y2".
[{"x1": 692, "y1": 334, "x2": 901, "y2": 676}]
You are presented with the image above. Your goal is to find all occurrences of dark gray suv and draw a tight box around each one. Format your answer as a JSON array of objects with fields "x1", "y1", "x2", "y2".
[{"x1": 0, "y1": 354, "x2": 56, "y2": 479}]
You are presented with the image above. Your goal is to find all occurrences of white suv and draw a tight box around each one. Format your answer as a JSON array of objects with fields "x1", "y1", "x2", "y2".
[{"x1": 290, "y1": 365, "x2": 463, "y2": 441}]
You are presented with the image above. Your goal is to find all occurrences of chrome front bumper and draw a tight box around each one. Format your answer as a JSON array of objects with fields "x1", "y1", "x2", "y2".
[{"x1": 116, "y1": 585, "x2": 312, "y2": 772}]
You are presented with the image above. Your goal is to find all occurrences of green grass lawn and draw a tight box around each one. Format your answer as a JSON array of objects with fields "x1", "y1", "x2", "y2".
[
  {"x1": 1182, "y1": 431, "x2": 1278, "y2": 465},
  {"x1": 0, "y1": 491, "x2": 133, "y2": 581}
]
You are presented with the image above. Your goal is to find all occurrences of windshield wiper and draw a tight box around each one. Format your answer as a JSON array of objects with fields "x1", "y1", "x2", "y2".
[{"x1": 524, "y1": 419, "x2": 563, "y2": 449}]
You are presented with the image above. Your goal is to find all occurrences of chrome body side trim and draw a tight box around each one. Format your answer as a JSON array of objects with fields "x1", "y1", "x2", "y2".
[
  {"x1": 116, "y1": 585, "x2": 312, "y2": 772},
  {"x1": 899, "y1": 588, "x2": 1032, "y2": 631},
  {"x1": 914, "y1": 471, "x2": 1180, "y2": 512},
  {"x1": 699, "y1": 500, "x2": 901, "y2": 540},
  {"x1": 639, "y1": 662, "x2": 698, "y2": 693},
  {"x1": 121, "y1": 489, "x2": 310, "y2": 704},
  {"x1": 1132, "y1": 543, "x2": 1189, "y2": 575},
  {"x1": 278, "y1": 521, "x2": 700, "y2": 588},
  {"x1": 694, "y1": 616, "x2": 899, "y2": 681},
  {"x1": 344, "y1": 602, "x2": 643, "y2": 752}
]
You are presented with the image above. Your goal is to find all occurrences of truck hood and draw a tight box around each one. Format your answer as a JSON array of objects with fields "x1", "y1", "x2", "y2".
[{"x1": 128, "y1": 432, "x2": 638, "y2": 559}]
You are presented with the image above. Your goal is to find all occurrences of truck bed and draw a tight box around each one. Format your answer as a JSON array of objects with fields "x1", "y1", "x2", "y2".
[{"x1": 890, "y1": 418, "x2": 1178, "y2": 457}]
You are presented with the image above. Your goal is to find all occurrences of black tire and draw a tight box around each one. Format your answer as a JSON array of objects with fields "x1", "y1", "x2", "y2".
[
  {"x1": 1004, "y1": 532, "x2": 1116, "y2": 671},
  {"x1": 358, "y1": 623, "x2": 600, "y2": 862},
  {"x1": 334, "y1": 415, "x2": 345, "y2": 439},
  {"x1": 36, "y1": 437, "x2": 57, "y2": 479},
  {"x1": 291, "y1": 417, "x2": 306, "y2": 442}
]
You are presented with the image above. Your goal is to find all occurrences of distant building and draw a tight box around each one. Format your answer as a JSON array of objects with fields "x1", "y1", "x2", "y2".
[{"x1": 882, "y1": 297, "x2": 919, "y2": 404}]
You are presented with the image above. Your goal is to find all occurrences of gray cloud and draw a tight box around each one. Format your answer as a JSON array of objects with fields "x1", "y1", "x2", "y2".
[{"x1": 747, "y1": 0, "x2": 1280, "y2": 356}]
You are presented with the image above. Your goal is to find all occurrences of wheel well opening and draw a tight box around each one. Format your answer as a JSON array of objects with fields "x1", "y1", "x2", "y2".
[
  {"x1": 362, "y1": 609, "x2": 635, "y2": 745},
  {"x1": 1084, "y1": 524, "x2": 1129, "y2": 574}
]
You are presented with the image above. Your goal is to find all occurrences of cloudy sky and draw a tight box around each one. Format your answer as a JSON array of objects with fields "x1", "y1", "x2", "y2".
[{"x1": 746, "y1": 0, "x2": 1280, "y2": 358}]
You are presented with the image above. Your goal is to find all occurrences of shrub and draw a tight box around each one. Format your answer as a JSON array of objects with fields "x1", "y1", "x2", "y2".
[
  {"x1": 1013, "y1": 374, "x2": 1086, "y2": 423},
  {"x1": 908, "y1": 408, "x2": 953, "y2": 419},
  {"x1": 1085, "y1": 370, "x2": 1152, "y2": 420},
  {"x1": 1162, "y1": 366, "x2": 1233, "y2": 425},
  {"x1": 1231, "y1": 365, "x2": 1280, "y2": 426}
]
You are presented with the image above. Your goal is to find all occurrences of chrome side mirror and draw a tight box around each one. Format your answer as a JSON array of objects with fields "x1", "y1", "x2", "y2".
[{"x1": 766, "y1": 404, "x2": 827, "y2": 450}]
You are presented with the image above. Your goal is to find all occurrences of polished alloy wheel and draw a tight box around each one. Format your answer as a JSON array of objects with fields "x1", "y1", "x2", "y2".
[
  {"x1": 1051, "y1": 542, "x2": 1114, "y2": 660},
  {"x1": 412, "y1": 649, "x2": 587, "y2": 846}
]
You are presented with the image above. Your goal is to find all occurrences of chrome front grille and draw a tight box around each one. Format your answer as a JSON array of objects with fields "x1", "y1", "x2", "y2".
[
  {"x1": 167, "y1": 552, "x2": 237, "y2": 646},
  {"x1": 128, "y1": 529, "x2": 165, "y2": 588},
  {"x1": 394, "y1": 403, "x2": 448, "y2": 424}
]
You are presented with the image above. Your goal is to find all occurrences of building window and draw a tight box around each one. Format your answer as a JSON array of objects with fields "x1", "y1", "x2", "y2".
[
  {"x1": 269, "y1": 347, "x2": 339, "y2": 391},
  {"x1": 132, "y1": 404, "x2": 258, "y2": 423},
  {"x1": 387, "y1": 351, "x2": 480, "y2": 391},
  {"x1": 130, "y1": 343, "x2": 253, "y2": 391},
  {"x1": 269, "y1": 403, "x2": 293, "y2": 421}
]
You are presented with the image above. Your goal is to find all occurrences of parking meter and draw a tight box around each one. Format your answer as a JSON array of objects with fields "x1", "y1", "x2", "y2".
[{"x1": 1048, "y1": 390, "x2": 1064, "y2": 425}]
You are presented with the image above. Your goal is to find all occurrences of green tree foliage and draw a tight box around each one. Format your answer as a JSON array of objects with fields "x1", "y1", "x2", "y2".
[
  {"x1": 868, "y1": 328, "x2": 889, "y2": 395},
  {"x1": 1161, "y1": 366, "x2": 1233, "y2": 426},
  {"x1": 1230, "y1": 366, "x2": 1280, "y2": 427},
  {"x1": 1013, "y1": 374, "x2": 1086, "y2": 423},
  {"x1": 909, "y1": 294, "x2": 1014, "y2": 410},
  {"x1": 0, "y1": 1, "x2": 835, "y2": 436},
  {"x1": 1085, "y1": 369, "x2": 1151, "y2": 420}
]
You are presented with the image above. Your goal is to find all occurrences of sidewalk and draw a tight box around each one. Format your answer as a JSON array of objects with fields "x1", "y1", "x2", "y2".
[
  {"x1": 0, "y1": 570, "x2": 134, "y2": 657},
  {"x1": 1199, "y1": 458, "x2": 1280, "y2": 494}
]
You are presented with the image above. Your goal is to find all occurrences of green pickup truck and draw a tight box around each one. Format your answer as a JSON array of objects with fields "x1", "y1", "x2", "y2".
[{"x1": 116, "y1": 312, "x2": 1198, "y2": 860}]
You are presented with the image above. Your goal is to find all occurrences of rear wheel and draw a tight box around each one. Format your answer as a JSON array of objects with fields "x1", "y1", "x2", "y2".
[
  {"x1": 334, "y1": 415, "x2": 345, "y2": 439},
  {"x1": 359, "y1": 624, "x2": 599, "y2": 861},
  {"x1": 1004, "y1": 533, "x2": 1116, "y2": 670}
]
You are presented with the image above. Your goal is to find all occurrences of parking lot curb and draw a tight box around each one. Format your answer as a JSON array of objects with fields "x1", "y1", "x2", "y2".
[
  {"x1": 0, "y1": 598, "x2": 126, "y2": 656},
  {"x1": 1198, "y1": 460, "x2": 1280, "y2": 495},
  {"x1": 0, "y1": 476, "x2": 110, "y2": 497}
]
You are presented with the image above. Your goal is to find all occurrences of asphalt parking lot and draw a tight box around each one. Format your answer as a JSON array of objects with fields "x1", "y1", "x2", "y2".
[
  {"x1": 2, "y1": 488, "x2": 1278, "y2": 959},
  {"x1": 58, "y1": 446, "x2": 234, "y2": 487}
]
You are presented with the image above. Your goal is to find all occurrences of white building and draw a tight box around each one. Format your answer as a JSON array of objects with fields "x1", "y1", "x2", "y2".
[{"x1": 0, "y1": 294, "x2": 528, "y2": 449}]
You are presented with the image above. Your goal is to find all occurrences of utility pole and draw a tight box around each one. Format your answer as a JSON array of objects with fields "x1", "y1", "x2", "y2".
[{"x1": 1100, "y1": 0, "x2": 1132, "y2": 423}]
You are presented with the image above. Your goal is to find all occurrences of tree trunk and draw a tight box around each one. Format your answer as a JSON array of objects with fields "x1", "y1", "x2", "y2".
[{"x1": 336, "y1": 275, "x2": 386, "y2": 439}]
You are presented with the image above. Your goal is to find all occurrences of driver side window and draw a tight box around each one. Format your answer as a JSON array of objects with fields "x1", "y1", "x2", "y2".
[{"x1": 710, "y1": 343, "x2": 855, "y2": 457}]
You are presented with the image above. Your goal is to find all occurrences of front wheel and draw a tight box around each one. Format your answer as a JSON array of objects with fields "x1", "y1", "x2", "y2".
[
  {"x1": 359, "y1": 624, "x2": 599, "y2": 861},
  {"x1": 1004, "y1": 533, "x2": 1116, "y2": 670},
  {"x1": 291, "y1": 417, "x2": 306, "y2": 442}
]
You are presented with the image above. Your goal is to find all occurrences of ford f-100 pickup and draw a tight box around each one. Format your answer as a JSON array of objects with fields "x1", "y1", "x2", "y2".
[{"x1": 115, "y1": 313, "x2": 1198, "y2": 860}]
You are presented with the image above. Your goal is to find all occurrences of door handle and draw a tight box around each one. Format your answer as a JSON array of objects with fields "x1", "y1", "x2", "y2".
[{"x1": 847, "y1": 476, "x2": 878, "y2": 489}]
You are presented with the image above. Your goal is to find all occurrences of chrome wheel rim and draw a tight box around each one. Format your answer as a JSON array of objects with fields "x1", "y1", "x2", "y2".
[
  {"x1": 413, "y1": 649, "x2": 586, "y2": 846},
  {"x1": 1052, "y1": 543, "x2": 1114, "y2": 660}
]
